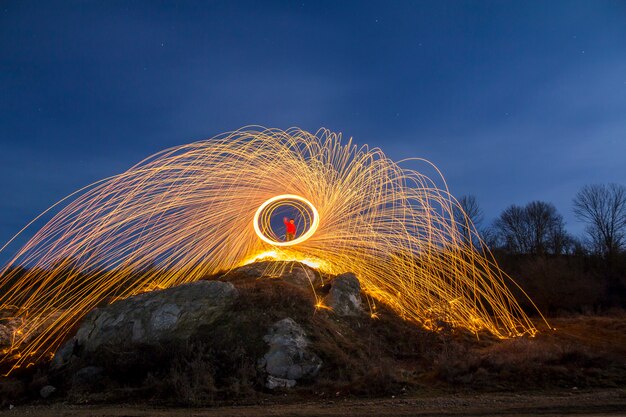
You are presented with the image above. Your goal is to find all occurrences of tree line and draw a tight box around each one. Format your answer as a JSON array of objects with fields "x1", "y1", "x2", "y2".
[
  {"x1": 459, "y1": 183, "x2": 626, "y2": 260},
  {"x1": 457, "y1": 183, "x2": 626, "y2": 313}
]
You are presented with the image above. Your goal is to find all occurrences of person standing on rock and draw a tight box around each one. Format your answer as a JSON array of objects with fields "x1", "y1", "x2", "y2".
[{"x1": 283, "y1": 217, "x2": 296, "y2": 241}]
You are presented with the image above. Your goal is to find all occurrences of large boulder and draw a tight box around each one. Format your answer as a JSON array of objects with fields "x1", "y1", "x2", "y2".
[
  {"x1": 230, "y1": 261, "x2": 323, "y2": 287},
  {"x1": 258, "y1": 318, "x2": 322, "y2": 389},
  {"x1": 72, "y1": 366, "x2": 103, "y2": 387},
  {"x1": 39, "y1": 385, "x2": 56, "y2": 399},
  {"x1": 323, "y1": 272, "x2": 362, "y2": 316},
  {"x1": 53, "y1": 280, "x2": 237, "y2": 367}
]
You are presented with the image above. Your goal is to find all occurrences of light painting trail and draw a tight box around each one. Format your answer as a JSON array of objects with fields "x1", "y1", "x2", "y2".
[
  {"x1": 0, "y1": 127, "x2": 548, "y2": 375},
  {"x1": 253, "y1": 194, "x2": 320, "y2": 246}
]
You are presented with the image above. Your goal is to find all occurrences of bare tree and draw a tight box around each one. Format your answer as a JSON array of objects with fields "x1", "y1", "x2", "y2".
[
  {"x1": 493, "y1": 201, "x2": 569, "y2": 255},
  {"x1": 458, "y1": 195, "x2": 483, "y2": 227},
  {"x1": 479, "y1": 226, "x2": 500, "y2": 250},
  {"x1": 573, "y1": 183, "x2": 626, "y2": 259},
  {"x1": 548, "y1": 219, "x2": 574, "y2": 255},
  {"x1": 493, "y1": 205, "x2": 531, "y2": 253},
  {"x1": 453, "y1": 194, "x2": 483, "y2": 247},
  {"x1": 525, "y1": 201, "x2": 568, "y2": 254}
]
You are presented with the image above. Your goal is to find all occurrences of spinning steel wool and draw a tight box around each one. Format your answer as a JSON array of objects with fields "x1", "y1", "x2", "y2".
[{"x1": 0, "y1": 127, "x2": 545, "y2": 374}]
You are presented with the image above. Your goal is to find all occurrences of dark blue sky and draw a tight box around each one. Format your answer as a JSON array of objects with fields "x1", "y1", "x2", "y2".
[{"x1": 1, "y1": 1, "x2": 625, "y2": 262}]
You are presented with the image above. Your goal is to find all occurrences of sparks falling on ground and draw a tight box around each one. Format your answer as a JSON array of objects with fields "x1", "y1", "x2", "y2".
[{"x1": 0, "y1": 127, "x2": 547, "y2": 374}]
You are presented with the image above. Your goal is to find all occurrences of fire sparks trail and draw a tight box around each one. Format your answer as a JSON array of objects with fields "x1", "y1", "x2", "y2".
[
  {"x1": 253, "y1": 194, "x2": 319, "y2": 246},
  {"x1": 0, "y1": 127, "x2": 547, "y2": 374}
]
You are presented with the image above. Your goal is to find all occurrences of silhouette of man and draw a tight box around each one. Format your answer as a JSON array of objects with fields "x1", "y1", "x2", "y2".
[{"x1": 283, "y1": 217, "x2": 296, "y2": 241}]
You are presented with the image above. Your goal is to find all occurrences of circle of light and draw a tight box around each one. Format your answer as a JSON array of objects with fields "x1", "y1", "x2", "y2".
[{"x1": 253, "y1": 194, "x2": 319, "y2": 246}]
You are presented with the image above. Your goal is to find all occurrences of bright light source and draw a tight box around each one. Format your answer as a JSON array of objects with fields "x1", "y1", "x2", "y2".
[{"x1": 253, "y1": 194, "x2": 319, "y2": 246}]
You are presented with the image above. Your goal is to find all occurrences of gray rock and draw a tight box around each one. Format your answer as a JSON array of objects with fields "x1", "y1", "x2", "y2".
[
  {"x1": 266, "y1": 375, "x2": 296, "y2": 389},
  {"x1": 39, "y1": 385, "x2": 56, "y2": 398},
  {"x1": 259, "y1": 318, "x2": 321, "y2": 388},
  {"x1": 0, "y1": 319, "x2": 20, "y2": 346},
  {"x1": 0, "y1": 323, "x2": 12, "y2": 345},
  {"x1": 323, "y1": 272, "x2": 362, "y2": 316},
  {"x1": 72, "y1": 366, "x2": 103, "y2": 386},
  {"x1": 57, "y1": 280, "x2": 237, "y2": 357},
  {"x1": 277, "y1": 263, "x2": 322, "y2": 287},
  {"x1": 233, "y1": 261, "x2": 322, "y2": 287},
  {"x1": 51, "y1": 337, "x2": 77, "y2": 369},
  {"x1": 234, "y1": 261, "x2": 273, "y2": 277}
]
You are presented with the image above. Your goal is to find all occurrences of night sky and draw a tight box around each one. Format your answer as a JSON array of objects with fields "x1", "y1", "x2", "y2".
[{"x1": 1, "y1": 1, "x2": 625, "y2": 262}]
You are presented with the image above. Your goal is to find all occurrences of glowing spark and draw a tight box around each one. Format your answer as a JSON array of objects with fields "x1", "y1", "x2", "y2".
[
  {"x1": 243, "y1": 250, "x2": 329, "y2": 271},
  {"x1": 315, "y1": 301, "x2": 332, "y2": 311},
  {"x1": 0, "y1": 126, "x2": 548, "y2": 374}
]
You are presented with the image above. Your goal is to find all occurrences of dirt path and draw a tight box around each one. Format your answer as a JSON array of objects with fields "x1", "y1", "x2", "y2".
[{"x1": 5, "y1": 389, "x2": 626, "y2": 416}]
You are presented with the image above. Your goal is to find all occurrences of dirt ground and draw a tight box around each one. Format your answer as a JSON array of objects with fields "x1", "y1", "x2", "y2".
[{"x1": 4, "y1": 389, "x2": 626, "y2": 417}]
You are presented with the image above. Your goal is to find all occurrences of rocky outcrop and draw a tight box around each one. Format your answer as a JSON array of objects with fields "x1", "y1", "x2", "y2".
[
  {"x1": 39, "y1": 385, "x2": 56, "y2": 398},
  {"x1": 72, "y1": 366, "x2": 103, "y2": 387},
  {"x1": 258, "y1": 318, "x2": 322, "y2": 389},
  {"x1": 231, "y1": 261, "x2": 323, "y2": 287},
  {"x1": 49, "y1": 263, "x2": 367, "y2": 396},
  {"x1": 323, "y1": 272, "x2": 362, "y2": 316},
  {"x1": 53, "y1": 280, "x2": 237, "y2": 368},
  {"x1": 0, "y1": 318, "x2": 21, "y2": 346}
]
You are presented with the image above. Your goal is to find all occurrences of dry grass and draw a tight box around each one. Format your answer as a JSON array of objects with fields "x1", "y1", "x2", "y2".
[
  {"x1": 431, "y1": 314, "x2": 626, "y2": 390},
  {"x1": 2, "y1": 271, "x2": 625, "y2": 407}
]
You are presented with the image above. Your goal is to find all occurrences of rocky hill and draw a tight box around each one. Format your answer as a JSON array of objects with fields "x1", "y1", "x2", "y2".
[
  {"x1": 47, "y1": 261, "x2": 418, "y2": 404},
  {"x1": 1, "y1": 261, "x2": 625, "y2": 407}
]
